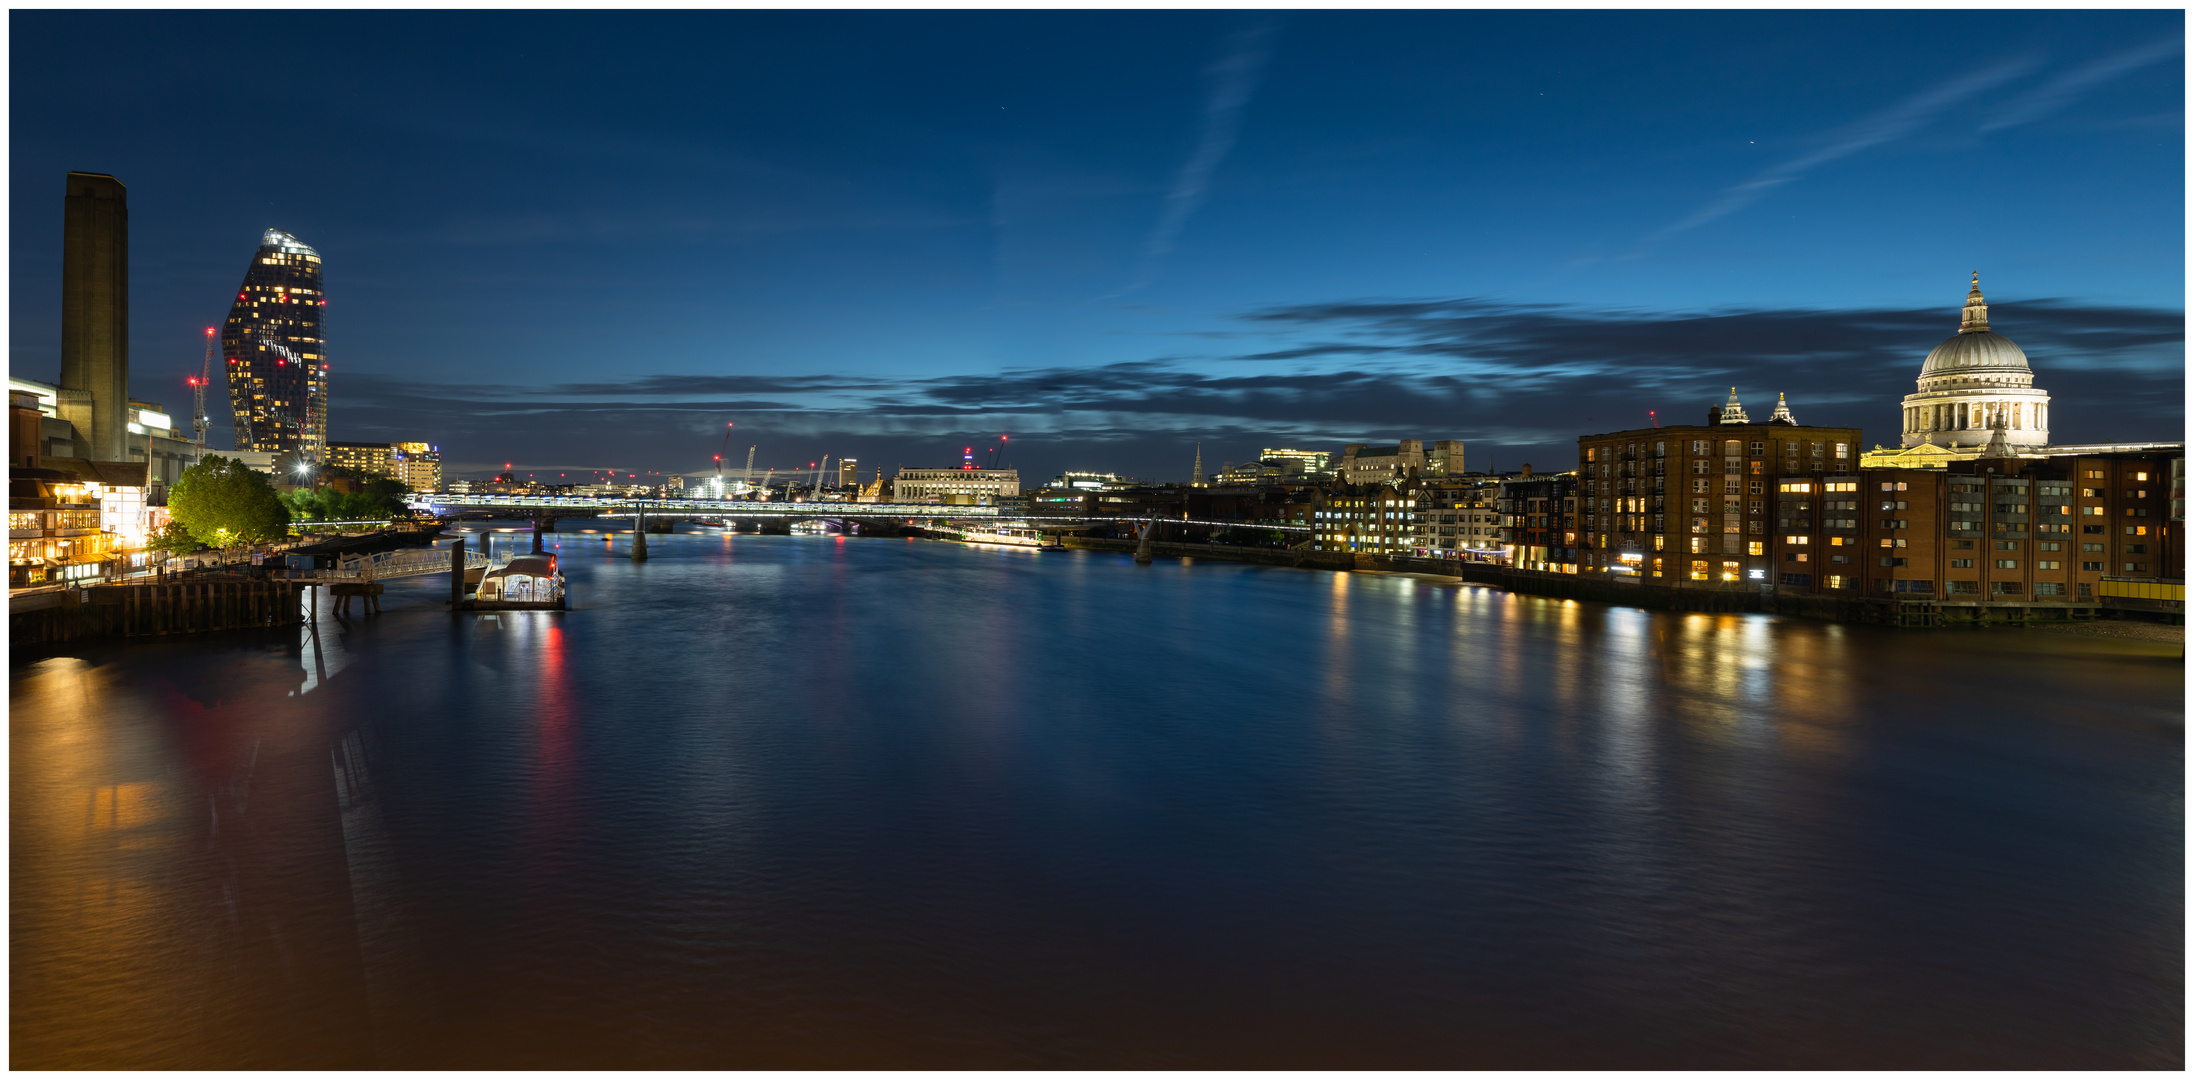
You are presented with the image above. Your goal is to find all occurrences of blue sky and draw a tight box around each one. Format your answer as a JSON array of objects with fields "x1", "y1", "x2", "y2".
[{"x1": 9, "y1": 10, "x2": 2183, "y2": 483}]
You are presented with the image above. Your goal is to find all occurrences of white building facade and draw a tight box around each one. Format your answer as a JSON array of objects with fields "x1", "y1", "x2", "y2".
[{"x1": 891, "y1": 468, "x2": 1020, "y2": 505}]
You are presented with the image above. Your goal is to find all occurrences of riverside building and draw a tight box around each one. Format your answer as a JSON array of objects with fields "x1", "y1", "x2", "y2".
[
  {"x1": 1499, "y1": 469, "x2": 1581, "y2": 572},
  {"x1": 1770, "y1": 448, "x2": 2181, "y2": 609},
  {"x1": 892, "y1": 467, "x2": 1020, "y2": 505},
  {"x1": 1313, "y1": 481, "x2": 1419, "y2": 555},
  {"x1": 1578, "y1": 390, "x2": 1862, "y2": 583},
  {"x1": 223, "y1": 229, "x2": 329, "y2": 463},
  {"x1": 1412, "y1": 476, "x2": 1508, "y2": 561}
]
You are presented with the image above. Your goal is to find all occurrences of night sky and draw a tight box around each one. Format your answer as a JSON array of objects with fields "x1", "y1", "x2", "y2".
[{"x1": 9, "y1": 10, "x2": 2184, "y2": 484}]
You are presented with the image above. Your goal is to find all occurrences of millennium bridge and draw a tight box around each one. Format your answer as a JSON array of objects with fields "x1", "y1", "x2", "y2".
[{"x1": 408, "y1": 493, "x2": 1310, "y2": 534}]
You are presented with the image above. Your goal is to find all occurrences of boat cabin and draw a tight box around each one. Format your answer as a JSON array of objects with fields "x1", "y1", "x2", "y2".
[{"x1": 475, "y1": 553, "x2": 564, "y2": 604}]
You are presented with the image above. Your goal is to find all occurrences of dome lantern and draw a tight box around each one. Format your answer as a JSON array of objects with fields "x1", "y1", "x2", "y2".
[{"x1": 1959, "y1": 271, "x2": 1989, "y2": 334}]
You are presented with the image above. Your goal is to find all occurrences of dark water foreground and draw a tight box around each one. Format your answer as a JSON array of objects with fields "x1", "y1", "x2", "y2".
[{"x1": 11, "y1": 529, "x2": 2183, "y2": 1068}]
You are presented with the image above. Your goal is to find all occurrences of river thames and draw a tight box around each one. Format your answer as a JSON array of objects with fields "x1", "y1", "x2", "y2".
[{"x1": 11, "y1": 527, "x2": 2183, "y2": 1068}]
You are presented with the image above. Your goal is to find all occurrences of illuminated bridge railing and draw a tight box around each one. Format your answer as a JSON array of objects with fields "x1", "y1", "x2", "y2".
[
  {"x1": 406, "y1": 496, "x2": 1313, "y2": 533},
  {"x1": 411, "y1": 495, "x2": 1002, "y2": 518}
]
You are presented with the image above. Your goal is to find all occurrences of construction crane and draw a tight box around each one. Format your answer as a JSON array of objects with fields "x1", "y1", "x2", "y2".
[
  {"x1": 713, "y1": 421, "x2": 735, "y2": 497},
  {"x1": 741, "y1": 445, "x2": 757, "y2": 497},
  {"x1": 815, "y1": 454, "x2": 830, "y2": 499},
  {"x1": 190, "y1": 327, "x2": 215, "y2": 452}
]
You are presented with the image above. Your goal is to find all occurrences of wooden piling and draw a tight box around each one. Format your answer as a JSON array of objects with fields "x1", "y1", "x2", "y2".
[{"x1": 451, "y1": 537, "x2": 466, "y2": 606}]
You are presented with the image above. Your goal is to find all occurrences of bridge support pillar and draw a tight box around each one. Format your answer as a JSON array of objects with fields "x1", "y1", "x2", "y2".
[
  {"x1": 450, "y1": 537, "x2": 466, "y2": 606},
  {"x1": 532, "y1": 520, "x2": 545, "y2": 554},
  {"x1": 631, "y1": 511, "x2": 649, "y2": 561}
]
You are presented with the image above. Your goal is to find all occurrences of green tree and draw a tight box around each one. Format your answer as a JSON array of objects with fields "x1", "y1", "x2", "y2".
[
  {"x1": 279, "y1": 486, "x2": 326, "y2": 522},
  {"x1": 357, "y1": 476, "x2": 410, "y2": 519},
  {"x1": 169, "y1": 455, "x2": 291, "y2": 548},
  {"x1": 147, "y1": 519, "x2": 198, "y2": 558}
]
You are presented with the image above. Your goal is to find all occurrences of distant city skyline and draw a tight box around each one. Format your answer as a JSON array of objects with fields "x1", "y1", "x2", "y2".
[{"x1": 9, "y1": 10, "x2": 2182, "y2": 482}]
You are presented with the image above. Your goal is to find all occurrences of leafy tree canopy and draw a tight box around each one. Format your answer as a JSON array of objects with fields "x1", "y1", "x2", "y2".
[
  {"x1": 168, "y1": 455, "x2": 291, "y2": 548},
  {"x1": 147, "y1": 520, "x2": 198, "y2": 557},
  {"x1": 281, "y1": 476, "x2": 411, "y2": 524}
]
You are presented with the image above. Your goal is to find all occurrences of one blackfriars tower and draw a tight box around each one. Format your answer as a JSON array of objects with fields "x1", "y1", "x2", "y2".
[{"x1": 222, "y1": 228, "x2": 328, "y2": 461}]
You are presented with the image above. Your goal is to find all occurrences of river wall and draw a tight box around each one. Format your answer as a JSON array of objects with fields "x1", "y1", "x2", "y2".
[
  {"x1": 11, "y1": 579, "x2": 310, "y2": 646},
  {"x1": 1056, "y1": 537, "x2": 2143, "y2": 626}
]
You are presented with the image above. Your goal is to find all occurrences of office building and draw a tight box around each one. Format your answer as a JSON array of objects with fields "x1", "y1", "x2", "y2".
[
  {"x1": 223, "y1": 228, "x2": 329, "y2": 462},
  {"x1": 1337, "y1": 439, "x2": 1464, "y2": 486},
  {"x1": 838, "y1": 458, "x2": 860, "y2": 490},
  {"x1": 326, "y1": 440, "x2": 394, "y2": 477},
  {"x1": 1260, "y1": 448, "x2": 1332, "y2": 478},
  {"x1": 391, "y1": 442, "x2": 442, "y2": 493},
  {"x1": 1313, "y1": 481, "x2": 1419, "y2": 555},
  {"x1": 892, "y1": 467, "x2": 1020, "y2": 505}
]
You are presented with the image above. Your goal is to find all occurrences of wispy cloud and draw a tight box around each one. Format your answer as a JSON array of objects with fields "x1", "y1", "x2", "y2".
[
  {"x1": 337, "y1": 294, "x2": 2180, "y2": 480},
  {"x1": 1634, "y1": 57, "x2": 2035, "y2": 254},
  {"x1": 1980, "y1": 37, "x2": 2183, "y2": 133},
  {"x1": 1115, "y1": 21, "x2": 1281, "y2": 296}
]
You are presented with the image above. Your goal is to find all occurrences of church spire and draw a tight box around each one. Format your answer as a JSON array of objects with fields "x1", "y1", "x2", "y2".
[
  {"x1": 1718, "y1": 386, "x2": 1748, "y2": 424},
  {"x1": 1959, "y1": 271, "x2": 1990, "y2": 334}
]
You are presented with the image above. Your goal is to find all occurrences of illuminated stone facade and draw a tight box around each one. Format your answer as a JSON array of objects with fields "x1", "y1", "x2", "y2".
[
  {"x1": 1900, "y1": 274, "x2": 2050, "y2": 452},
  {"x1": 891, "y1": 467, "x2": 1019, "y2": 505}
]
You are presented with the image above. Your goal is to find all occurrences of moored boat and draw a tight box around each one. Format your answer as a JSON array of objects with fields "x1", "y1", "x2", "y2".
[
  {"x1": 465, "y1": 553, "x2": 567, "y2": 610},
  {"x1": 961, "y1": 525, "x2": 1061, "y2": 550}
]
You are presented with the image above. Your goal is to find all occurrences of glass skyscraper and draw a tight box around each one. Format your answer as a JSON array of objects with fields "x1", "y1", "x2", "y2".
[{"x1": 222, "y1": 228, "x2": 328, "y2": 461}]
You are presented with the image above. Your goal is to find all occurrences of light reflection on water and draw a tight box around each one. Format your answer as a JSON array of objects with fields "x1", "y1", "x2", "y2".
[{"x1": 10, "y1": 529, "x2": 2184, "y2": 1068}]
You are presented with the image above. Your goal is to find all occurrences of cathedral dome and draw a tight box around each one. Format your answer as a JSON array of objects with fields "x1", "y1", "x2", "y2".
[
  {"x1": 1899, "y1": 273, "x2": 2050, "y2": 452},
  {"x1": 1920, "y1": 329, "x2": 2031, "y2": 377},
  {"x1": 1917, "y1": 272, "x2": 2032, "y2": 380}
]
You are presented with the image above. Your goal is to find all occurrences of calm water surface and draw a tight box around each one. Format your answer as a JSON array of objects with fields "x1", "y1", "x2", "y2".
[{"x1": 11, "y1": 527, "x2": 2184, "y2": 1067}]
